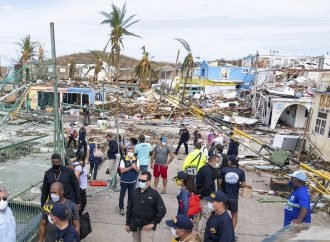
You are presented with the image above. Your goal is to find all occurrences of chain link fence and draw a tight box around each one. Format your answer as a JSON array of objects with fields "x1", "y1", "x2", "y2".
[{"x1": 0, "y1": 80, "x2": 55, "y2": 241}]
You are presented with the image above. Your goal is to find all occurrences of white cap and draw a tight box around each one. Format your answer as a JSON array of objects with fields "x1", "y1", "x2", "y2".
[{"x1": 288, "y1": 170, "x2": 307, "y2": 182}]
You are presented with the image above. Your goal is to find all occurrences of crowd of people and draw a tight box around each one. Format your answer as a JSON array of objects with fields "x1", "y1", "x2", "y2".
[{"x1": 0, "y1": 125, "x2": 312, "y2": 242}]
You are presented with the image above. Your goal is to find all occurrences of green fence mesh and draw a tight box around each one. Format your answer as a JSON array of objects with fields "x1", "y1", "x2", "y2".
[{"x1": 0, "y1": 77, "x2": 56, "y2": 241}]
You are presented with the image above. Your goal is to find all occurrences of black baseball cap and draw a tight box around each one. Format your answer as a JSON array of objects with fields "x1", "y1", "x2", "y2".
[
  {"x1": 166, "y1": 215, "x2": 193, "y2": 230},
  {"x1": 205, "y1": 191, "x2": 227, "y2": 203},
  {"x1": 173, "y1": 171, "x2": 188, "y2": 181},
  {"x1": 50, "y1": 203, "x2": 69, "y2": 220}
]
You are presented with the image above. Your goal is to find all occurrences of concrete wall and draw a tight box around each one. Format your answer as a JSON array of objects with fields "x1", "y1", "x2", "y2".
[
  {"x1": 278, "y1": 104, "x2": 307, "y2": 128},
  {"x1": 308, "y1": 93, "x2": 330, "y2": 161},
  {"x1": 270, "y1": 97, "x2": 313, "y2": 129}
]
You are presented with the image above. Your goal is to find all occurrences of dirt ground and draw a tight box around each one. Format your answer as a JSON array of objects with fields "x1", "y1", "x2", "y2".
[{"x1": 80, "y1": 120, "x2": 330, "y2": 242}]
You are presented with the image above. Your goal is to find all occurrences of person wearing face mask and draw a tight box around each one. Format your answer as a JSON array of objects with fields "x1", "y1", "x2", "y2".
[
  {"x1": 150, "y1": 136, "x2": 175, "y2": 194},
  {"x1": 119, "y1": 146, "x2": 141, "y2": 216},
  {"x1": 166, "y1": 215, "x2": 202, "y2": 242},
  {"x1": 0, "y1": 187, "x2": 16, "y2": 242},
  {"x1": 45, "y1": 203, "x2": 80, "y2": 242},
  {"x1": 195, "y1": 155, "x2": 220, "y2": 237},
  {"x1": 126, "y1": 171, "x2": 166, "y2": 242},
  {"x1": 183, "y1": 142, "x2": 207, "y2": 176},
  {"x1": 204, "y1": 191, "x2": 235, "y2": 242},
  {"x1": 284, "y1": 170, "x2": 311, "y2": 227},
  {"x1": 41, "y1": 154, "x2": 81, "y2": 208},
  {"x1": 38, "y1": 182, "x2": 80, "y2": 242},
  {"x1": 174, "y1": 171, "x2": 196, "y2": 216}
]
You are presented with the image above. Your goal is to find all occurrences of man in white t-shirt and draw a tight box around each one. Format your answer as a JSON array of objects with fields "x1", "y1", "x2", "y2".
[{"x1": 119, "y1": 146, "x2": 140, "y2": 216}]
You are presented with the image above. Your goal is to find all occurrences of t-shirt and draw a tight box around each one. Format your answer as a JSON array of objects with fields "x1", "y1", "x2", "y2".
[
  {"x1": 153, "y1": 144, "x2": 172, "y2": 165},
  {"x1": 73, "y1": 161, "x2": 88, "y2": 190},
  {"x1": 204, "y1": 211, "x2": 235, "y2": 242},
  {"x1": 43, "y1": 199, "x2": 79, "y2": 242},
  {"x1": 220, "y1": 167, "x2": 245, "y2": 199},
  {"x1": 135, "y1": 143, "x2": 152, "y2": 166},
  {"x1": 55, "y1": 223, "x2": 80, "y2": 242},
  {"x1": 284, "y1": 186, "x2": 311, "y2": 227}
]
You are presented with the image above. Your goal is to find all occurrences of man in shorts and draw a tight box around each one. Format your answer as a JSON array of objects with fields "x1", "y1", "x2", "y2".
[
  {"x1": 218, "y1": 155, "x2": 245, "y2": 232},
  {"x1": 150, "y1": 136, "x2": 175, "y2": 194}
]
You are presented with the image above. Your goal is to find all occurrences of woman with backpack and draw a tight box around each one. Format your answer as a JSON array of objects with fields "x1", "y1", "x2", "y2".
[
  {"x1": 174, "y1": 171, "x2": 199, "y2": 217},
  {"x1": 72, "y1": 152, "x2": 88, "y2": 215}
]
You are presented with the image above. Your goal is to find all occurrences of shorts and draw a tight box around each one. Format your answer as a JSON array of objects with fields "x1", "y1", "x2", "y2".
[
  {"x1": 153, "y1": 163, "x2": 168, "y2": 179},
  {"x1": 226, "y1": 198, "x2": 238, "y2": 213}
]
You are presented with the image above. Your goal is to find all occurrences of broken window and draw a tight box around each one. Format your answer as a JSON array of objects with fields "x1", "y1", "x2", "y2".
[{"x1": 314, "y1": 111, "x2": 327, "y2": 135}]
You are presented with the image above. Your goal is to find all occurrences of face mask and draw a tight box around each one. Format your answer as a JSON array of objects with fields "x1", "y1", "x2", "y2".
[
  {"x1": 0, "y1": 200, "x2": 8, "y2": 210},
  {"x1": 51, "y1": 194, "x2": 60, "y2": 203},
  {"x1": 139, "y1": 181, "x2": 147, "y2": 190},
  {"x1": 207, "y1": 202, "x2": 214, "y2": 210},
  {"x1": 127, "y1": 152, "x2": 134, "y2": 158},
  {"x1": 288, "y1": 181, "x2": 295, "y2": 188},
  {"x1": 214, "y1": 163, "x2": 221, "y2": 168},
  {"x1": 176, "y1": 180, "x2": 183, "y2": 187},
  {"x1": 161, "y1": 142, "x2": 167, "y2": 145},
  {"x1": 171, "y1": 227, "x2": 177, "y2": 237},
  {"x1": 52, "y1": 164, "x2": 61, "y2": 170},
  {"x1": 47, "y1": 215, "x2": 54, "y2": 224}
]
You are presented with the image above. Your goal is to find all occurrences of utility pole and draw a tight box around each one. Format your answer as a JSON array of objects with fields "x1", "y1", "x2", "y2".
[
  {"x1": 252, "y1": 51, "x2": 259, "y2": 115},
  {"x1": 50, "y1": 22, "x2": 63, "y2": 160},
  {"x1": 170, "y1": 49, "x2": 180, "y2": 92}
]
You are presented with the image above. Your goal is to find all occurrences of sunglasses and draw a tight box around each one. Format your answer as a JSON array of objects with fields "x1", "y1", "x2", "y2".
[
  {"x1": 0, "y1": 197, "x2": 7, "y2": 201},
  {"x1": 138, "y1": 179, "x2": 149, "y2": 183}
]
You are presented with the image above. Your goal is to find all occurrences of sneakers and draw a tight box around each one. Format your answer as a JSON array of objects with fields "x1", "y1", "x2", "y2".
[
  {"x1": 120, "y1": 209, "x2": 125, "y2": 216},
  {"x1": 87, "y1": 173, "x2": 92, "y2": 179}
]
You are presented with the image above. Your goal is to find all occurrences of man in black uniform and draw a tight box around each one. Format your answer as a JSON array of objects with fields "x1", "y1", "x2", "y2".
[
  {"x1": 204, "y1": 191, "x2": 235, "y2": 242},
  {"x1": 126, "y1": 171, "x2": 166, "y2": 242},
  {"x1": 195, "y1": 155, "x2": 220, "y2": 236},
  {"x1": 174, "y1": 124, "x2": 190, "y2": 155},
  {"x1": 41, "y1": 154, "x2": 81, "y2": 208},
  {"x1": 219, "y1": 155, "x2": 245, "y2": 231},
  {"x1": 75, "y1": 123, "x2": 87, "y2": 157}
]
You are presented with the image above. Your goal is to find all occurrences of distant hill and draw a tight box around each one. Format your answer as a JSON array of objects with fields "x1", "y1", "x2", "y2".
[{"x1": 56, "y1": 52, "x2": 173, "y2": 68}]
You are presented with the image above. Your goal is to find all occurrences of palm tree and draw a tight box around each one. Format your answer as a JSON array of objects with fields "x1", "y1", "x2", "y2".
[
  {"x1": 16, "y1": 35, "x2": 38, "y2": 64},
  {"x1": 134, "y1": 46, "x2": 158, "y2": 88},
  {"x1": 175, "y1": 38, "x2": 194, "y2": 103},
  {"x1": 100, "y1": 3, "x2": 140, "y2": 83}
]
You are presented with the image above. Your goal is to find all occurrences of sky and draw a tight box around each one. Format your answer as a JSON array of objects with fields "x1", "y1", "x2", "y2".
[{"x1": 0, "y1": 0, "x2": 330, "y2": 65}]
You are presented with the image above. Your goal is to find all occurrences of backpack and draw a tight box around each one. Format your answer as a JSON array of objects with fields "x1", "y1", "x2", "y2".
[
  {"x1": 185, "y1": 152, "x2": 202, "y2": 176},
  {"x1": 187, "y1": 193, "x2": 201, "y2": 216}
]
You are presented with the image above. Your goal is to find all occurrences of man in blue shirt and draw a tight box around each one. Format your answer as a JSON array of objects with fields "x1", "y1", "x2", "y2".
[
  {"x1": 134, "y1": 134, "x2": 152, "y2": 172},
  {"x1": 284, "y1": 170, "x2": 311, "y2": 227}
]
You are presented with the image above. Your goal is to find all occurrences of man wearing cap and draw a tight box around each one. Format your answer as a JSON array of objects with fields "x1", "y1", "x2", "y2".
[
  {"x1": 218, "y1": 155, "x2": 245, "y2": 231},
  {"x1": 204, "y1": 191, "x2": 235, "y2": 242},
  {"x1": 150, "y1": 136, "x2": 175, "y2": 194},
  {"x1": 284, "y1": 170, "x2": 311, "y2": 227},
  {"x1": 46, "y1": 203, "x2": 80, "y2": 242},
  {"x1": 39, "y1": 182, "x2": 80, "y2": 242},
  {"x1": 166, "y1": 215, "x2": 202, "y2": 242},
  {"x1": 135, "y1": 134, "x2": 152, "y2": 172}
]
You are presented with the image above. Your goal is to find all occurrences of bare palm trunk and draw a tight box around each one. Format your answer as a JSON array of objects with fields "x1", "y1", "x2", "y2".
[
  {"x1": 170, "y1": 49, "x2": 180, "y2": 92},
  {"x1": 181, "y1": 64, "x2": 190, "y2": 103}
]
